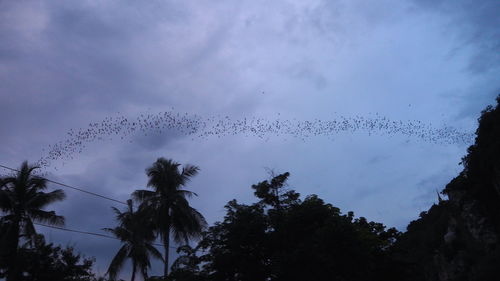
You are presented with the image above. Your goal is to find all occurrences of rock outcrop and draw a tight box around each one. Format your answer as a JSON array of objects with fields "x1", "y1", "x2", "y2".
[{"x1": 394, "y1": 95, "x2": 500, "y2": 281}]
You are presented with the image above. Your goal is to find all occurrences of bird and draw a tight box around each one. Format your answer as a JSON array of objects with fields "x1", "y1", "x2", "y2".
[{"x1": 35, "y1": 108, "x2": 474, "y2": 170}]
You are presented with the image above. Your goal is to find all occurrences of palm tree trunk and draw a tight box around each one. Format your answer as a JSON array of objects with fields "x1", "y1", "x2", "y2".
[
  {"x1": 131, "y1": 261, "x2": 137, "y2": 281},
  {"x1": 7, "y1": 220, "x2": 20, "y2": 281},
  {"x1": 163, "y1": 225, "x2": 170, "y2": 278}
]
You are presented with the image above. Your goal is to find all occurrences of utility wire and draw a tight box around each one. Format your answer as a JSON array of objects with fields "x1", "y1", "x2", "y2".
[
  {"x1": 34, "y1": 223, "x2": 208, "y2": 252},
  {"x1": 2, "y1": 164, "x2": 208, "y2": 252},
  {"x1": 34, "y1": 222, "x2": 170, "y2": 248},
  {"x1": 0, "y1": 164, "x2": 126, "y2": 205}
]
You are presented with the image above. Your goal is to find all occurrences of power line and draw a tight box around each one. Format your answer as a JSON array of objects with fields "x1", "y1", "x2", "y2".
[
  {"x1": 2, "y1": 164, "x2": 207, "y2": 252},
  {"x1": 34, "y1": 223, "x2": 207, "y2": 252},
  {"x1": 34, "y1": 222, "x2": 170, "y2": 248},
  {"x1": 35, "y1": 222, "x2": 118, "y2": 240},
  {"x1": 0, "y1": 164, "x2": 126, "y2": 205}
]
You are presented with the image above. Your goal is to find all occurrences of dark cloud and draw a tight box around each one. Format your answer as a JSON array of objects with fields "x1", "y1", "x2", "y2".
[
  {"x1": 409, "y1": 0, "x2": 500, "y2": 120},
  {"x1": 411, "y1": 0, "x2": 499, "y2": 75}
]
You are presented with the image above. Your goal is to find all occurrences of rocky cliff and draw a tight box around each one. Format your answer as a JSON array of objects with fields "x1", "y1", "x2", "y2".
[{"x1": 394, "y1": 95, "x2": 500, "y2": 281}]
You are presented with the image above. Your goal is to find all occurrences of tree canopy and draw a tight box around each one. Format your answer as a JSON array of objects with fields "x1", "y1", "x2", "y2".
[{"x1": 170, "y1": 172, "x2": 400, "y2": 281}]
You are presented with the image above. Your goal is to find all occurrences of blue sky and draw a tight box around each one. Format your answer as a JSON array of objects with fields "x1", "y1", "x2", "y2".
[{"x1": 1, "y1": 0, "x2": 499, "y2": 278}]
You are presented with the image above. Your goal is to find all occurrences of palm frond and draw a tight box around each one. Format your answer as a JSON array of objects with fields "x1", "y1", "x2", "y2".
[
  {"x1": 104, "y1": 226, "x2": 130, "y2": 241},
  {"x1": 29, "y1": 209, "x2": 65, "y2": 226},
  {"x1": 177, "y1": 189, "x2": 198, "y2": 198},
  {"x1": 180, "y1": 165, "x2": 199, "y2": 185},
  {"x1": 107, "y1": 245, "x2": 129, "y2": 281},
  {"x1": 102, "y1": 227, "x2": 115, "y2": 233},
  {"x1": 111, "y1": 206, "x2": 122, "y2": 217},
  {"x1": 171, "y1": 203, "x2": 207, "y2": 243},
  {"x1": 126, "y1": 199, "x2": 134, "y2": 212},
  {"x1": 27, "y1": 189, "x2": 66, "y2": 209},
  {"x1": 23, "y1": 161, "x2": 39, "y2": 175},
  {"x1": 146, "y1": 243, "x2": 164, "y2": 262},
  {"x1": 132, "y1": 189, "x2": 156, "y2": 203},
  {"x1": 27, "y1": 176, "x2": 47, "y2": 192}
]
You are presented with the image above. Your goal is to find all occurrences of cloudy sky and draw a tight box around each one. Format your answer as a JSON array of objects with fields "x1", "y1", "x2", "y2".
[{"x1": 1, "y1": 0, "x2": 499, "y2": 278}]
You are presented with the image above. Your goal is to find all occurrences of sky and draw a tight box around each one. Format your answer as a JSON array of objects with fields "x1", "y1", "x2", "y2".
[{"x1": 1, "y1": 0, "x2": 499, "y2": 278}]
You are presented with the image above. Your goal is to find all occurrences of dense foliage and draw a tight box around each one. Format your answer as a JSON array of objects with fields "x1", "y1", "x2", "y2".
[
  {"x1": 169, "y1": 172, "x2": 401, "y2": 281},
  {"x1": 0, "y1": 162, "x2": 66, "y2": 281},
  {"x1": 6, "y1": 234, "x2": 96, "y2": 281}
]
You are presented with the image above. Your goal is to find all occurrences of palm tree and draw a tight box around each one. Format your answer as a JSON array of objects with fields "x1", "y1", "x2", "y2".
[
  {"x1": 0, "y1": 161, "x2": 65, "y2": 281},
  {"x1": 133, "y1": 157, "x2": 207, "y2": 278},
  {"x1": 104, "y1": 199, "x2": 163, "y2": 281}
]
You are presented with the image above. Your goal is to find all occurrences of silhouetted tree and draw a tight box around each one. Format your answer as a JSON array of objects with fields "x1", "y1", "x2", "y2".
[
  {"x1": 13, "y1": 234, "x2": 96, "y2": 281},
  {"x1": 251, "y1": 172, "x2": 299, "y2": 211},
  {"x1": 168, "y1": 245, "x2": 206, "y2": 281},
  {"x1": 197, "y1": 200, "x2": 269, "y2": 281},
  {"x1": 0, "y1": 161, "x2": 65, "y2": 281},
  {"x1": 173, "y1": 173, "x2": 399, "y2": 281},
  {"x1": 133, "y1": 158, "x2": 206, "y2": 278},
  {"x1": 104, "y1": 200, "x2": 163, "y2": 281}
]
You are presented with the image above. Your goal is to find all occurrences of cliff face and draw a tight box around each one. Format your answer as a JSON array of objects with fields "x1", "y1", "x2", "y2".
[
  {"x1": 394, "y1": 96, "x2": 500, "y2": 281},
  {"x1": 435, "y1": 183, "x2": 499, "y2": 281}
]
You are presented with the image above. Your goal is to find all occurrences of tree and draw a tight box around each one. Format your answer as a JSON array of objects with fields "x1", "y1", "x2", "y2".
[
  {"x1": 0, "y1": 161, "x2": 65, "y2": 281},
  {"x1": 172, "y1": 173, "x2": 400, "y2": 281},
  {"x1": 251, "y1": 172, "x2": 299, "y2": 211},
  {"x1": 104, "y1": 200, "x2": 163, "y2": 281},
  {"x1": 168, "y1": 245, "x2": 206, "y2": 281},
  {"x1": 133, "y1": 158, "x2": 206, "y2": 278},
  {"x1": 14, "y1": 234, "x2": 96, "y2": 281},
  {"x1": 197, "y1": 200, "x2": 269, "y2": 281}
]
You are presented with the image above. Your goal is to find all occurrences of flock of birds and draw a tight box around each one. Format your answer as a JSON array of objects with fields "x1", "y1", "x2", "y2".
[{"x1": 34, "y1": 110, "x2": 475, "y2": 169}]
